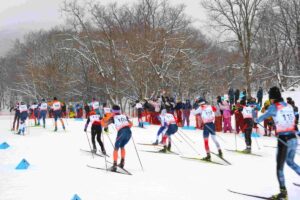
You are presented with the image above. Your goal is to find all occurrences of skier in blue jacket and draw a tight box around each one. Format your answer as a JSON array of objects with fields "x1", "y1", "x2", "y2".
[{"x1": 255, "y1": 86, "x2": 300, "y2": 199}]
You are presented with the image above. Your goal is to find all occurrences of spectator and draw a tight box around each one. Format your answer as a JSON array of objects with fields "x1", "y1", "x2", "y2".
[
  {"x1": 257, "y1": 87, "x2": 263, "y2": 107},
  {"x1": 232, "y1": 100, "x2": 244, "y2": 134},
  {"x1": 234, "y1": 89, "x2": 240, "y2": 104},
  {"x1": 241, "y1": 89, "x2": 247, "y2": 101},
  {"x1": 182, "y1": 99, "x2": 192, "y2": 127},
  {"x1": 84, "y1": 103, "x2": 90, "y2": 119},
  {"x1": 175, "y1": 99, "x2": 183, "y2": 127},
  {"x1": 219, "y1": 99, "x2": 232, "y2": 133},
  {"x1": 228, "y1": 87, "x2": 235, "y2": 107},
  {"x1": 215, "y1": 96, "x2": 223, "y2": 132}
]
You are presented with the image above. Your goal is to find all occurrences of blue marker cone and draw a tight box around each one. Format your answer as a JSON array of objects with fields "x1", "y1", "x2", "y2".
[
  {"x1": 71, "y1": 194, "x2": 81, "y2": 200},
  {"x1": 241, "y1": 133, "x2": 260, "y2": 138},
  {"x1": 182, "y1": 126, "x2": 196, "y2": 130},
  {"x1": 15, "y1": 159, "x2": 30, "y2": 170},
  {"x1": 142, "y1": 122, "x2": 150, "y2": 126},
  {"x1": 0, "y1": 142, "x2": 10, "y2": 149}
]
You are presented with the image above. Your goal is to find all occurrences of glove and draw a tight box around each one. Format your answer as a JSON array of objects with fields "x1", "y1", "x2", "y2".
[
  {"x1": 84, "y1": 128, "x2": 87, "y2": 132},
  {"x1": 104, "y1": 127, "x2": 108, "y2": 133}
]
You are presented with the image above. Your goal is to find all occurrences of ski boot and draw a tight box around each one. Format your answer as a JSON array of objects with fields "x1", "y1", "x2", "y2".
[
  {"x1": 152, "y1": 140, "x2": 159, "y2": 145},
  {"x1": 91, "y1": 148, "x2": 97, "y2": 153},
  {"x1": 167, "y1": 143, "x2": 171, "y2": 151},
  {"x1": 242, "y1": 147, "x2": 251, "y2": 154},
  {"x1": 218, "y1": 149, "x2": 223, "y2": 158},
  {"x1": 110, "y1": 162, "x2": 117, "y2": 172},
  {"x1": 43, "y1": 124, "x2": 45, "y2": 128},
  {"x1": 159, "y1": 146, "x2": 167, "y2": 153},
  {"x1": 63, "y1": 125, "x2": 66, "y2": 130},
  {"x1": 118, "y1": 158, "x2": 125, "y2": 169},
  {"x1": 54, "y1": 126, "x2": 58, "y2": 132},
  {"x1": 101, "y1": 149, "x2": 107, "y2": 156},
  {"x1": 203, "y1": 153, "x2": 211, "y2": 161},
  {"x1": 271, "y1": 188, "x2": 287, "y2": 200}
]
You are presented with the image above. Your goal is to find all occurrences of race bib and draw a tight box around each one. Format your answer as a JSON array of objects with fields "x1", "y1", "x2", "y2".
[
  {"x1": 92, "y1": 101, "x2": 100, "y2": 110},
  {"x1": 19, "y1": 105, "x2": 28, "y2": 113},
  {"x1": 90, "y1": 114, "x2": 100, "y2": 123},
  {"x1": 114, "y1": 115, "x2": 130, "y2": 131},
  {"x1": 164, "y1": 113, "x2": 176, "y2": 124},
  {"x1": 31, "y1": 105, "x2": 38, "y2": 110},
  {"x1": 274, "y1": 104, "x2": 295, "y2": 132},
  {"x1": 242, "y1": 107, "x2": 253, "y2": 119},
  {"x1": 40, "y1": 103, "x2": 48, "y2": 110},
  {"x1": 201, "y1": 105, "x2": 215, "y2": 123},
  {"x1": 53, "y1": 102, "x2": 61, "y2": 111},
  {"x1": 103, "y1": 107, "x2": 111, "y2": 114}
]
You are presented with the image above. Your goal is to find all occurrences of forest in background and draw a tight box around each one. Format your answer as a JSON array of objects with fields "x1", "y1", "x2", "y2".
[{"x1": 0, "y1": 0, "x2": 300, "y2": 111}]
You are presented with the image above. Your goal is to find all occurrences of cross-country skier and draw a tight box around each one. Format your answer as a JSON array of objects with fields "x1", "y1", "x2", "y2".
[
  {"x1": 18, "y1": 102, "x2": 28, "y2": 135},
  {"x1": 153, "y1": 109, "x2": 168, "y2": 145},
  {"x1": 10, "y1": 102, "x2": 20, "y2": 131},
  {"x1": 38, "y1": 99, "x2": 48, "y2": 128},
  {"x1": 52, "y1": 97, "x2": 65, "y2": 132},
  {"x1": 158, "y1": 109, "x2": 178, "y2": 153},
  {"x1": 193, "y1": 98, "x2": 222, "y2": 160},
  {"x1": 30, "y1": 102, "x2": 39, "y2": 126},
  {"x1": 102, "y1": 105, "x2": 133, "y2": 172},
  {"x1": 135, "y1": 100, "x2": 144, "y2": 128},
  {"x1": 102, "y1": 102, "x2": 112, "y2": 117},
  {"x1": 90, "y1": 98, "x2": 101, "y2": 116},
  {"x1": 255, "y1": 86, "x2": 300, "y2": 200},
  {"x1": 238, "y1": 99, "x2": 255, "y2": 153},
  {"x1": 84, "y1": 110, "x2": 106, "y2": 155}
]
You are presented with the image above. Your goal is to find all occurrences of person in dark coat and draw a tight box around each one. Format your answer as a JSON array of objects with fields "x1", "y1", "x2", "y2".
[
  {"x1": 241, "y1": 89, "x2": 247, "y2": 101},
  {"x1": 228, "y1": 87, "x2": 235, "y2": 106},
  {"x1": 257, "y1": 87, "x2": 263, "y2": 107},
  {"x1": 234, "y1": 89, "x2": 240, "y2": 104},
  {"x1": 182, "y1": 99, "x2": 192, "y2": 127}
]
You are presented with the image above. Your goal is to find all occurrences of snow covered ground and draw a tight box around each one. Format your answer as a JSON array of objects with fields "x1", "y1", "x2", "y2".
[
  {"x1": 0, "y1": 118, "x2": 299, "y2": 200},
  {"x1": 1, "y1": 92, "x2": 300, "y2": 200}
]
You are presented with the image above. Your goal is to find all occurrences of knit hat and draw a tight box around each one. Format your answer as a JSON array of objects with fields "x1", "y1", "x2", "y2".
[
  {"x1": 268, "y1": 86, "x2": 282, "y2": 100},
  {"x1": 198, "y1": 98, "x2": 206, "y2": 105},
  {"x1": 112, "y1": 105, "x2": 121, "y2": 113}
]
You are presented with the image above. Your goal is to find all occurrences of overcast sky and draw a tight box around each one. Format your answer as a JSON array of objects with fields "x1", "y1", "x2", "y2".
[
  {"x1": 0, "y1": 0, "x2": 209, "y2": 56},
  {"x1": 0, "y1": 0, "x2": 207, "y2": 29}
]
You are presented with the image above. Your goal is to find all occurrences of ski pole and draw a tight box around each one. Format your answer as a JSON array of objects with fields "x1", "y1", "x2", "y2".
[
  {"x1": 253, "y1": 127, "x2": 261, "y2": 150},
  {"x1": 84, "y1": 130, "x2": 95, "y2": 159},
  {"x1": 178, "y1": 129, "x2": 196, "y2": 144},
  {"x1": 234, "y1": 130, "x2": 237, "y2": 151},
  {"x1": 173, "y1": 134, "x2": 183, "y2": 143},
  {"x1": 170, "y1": 136, "x2": 183, "y2": 155},
  {"x1": 257, "y1": 123, "x2": 300, "y2": 155},
  {"x1": 131, "y1": 132, "x2": 144, "y2": 171},
  {"x1": 101, "y1": 132, "x2": 108, "y2": 170},
  {"x1": 177, "y1": 131, "x2": 200, "y2": 155},
  {"x1": 204, "y1": 124, "x2": 228, "y2": 144},
  {"x1": 106, "y1": 131, "x2": 115, "y2": 148}
]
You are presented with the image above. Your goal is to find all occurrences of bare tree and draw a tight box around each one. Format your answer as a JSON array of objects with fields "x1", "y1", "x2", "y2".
[{"x1": 202, "y1": 0, "x2": 264, "y2": 94}]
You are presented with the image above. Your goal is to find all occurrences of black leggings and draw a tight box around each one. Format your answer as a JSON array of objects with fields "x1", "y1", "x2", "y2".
[
  {"x1": 91, "y1": 125, "x2": 105, "y2": 152},
  {"x1": 13, "y1": 112, "x2": 20, "y2": 130},
  {"x1": 276, "y1": 134, "x2": 299, "y2": 189},
  {"x1": 244, "y1": 118, "x2": 253, "y2": 147}
]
